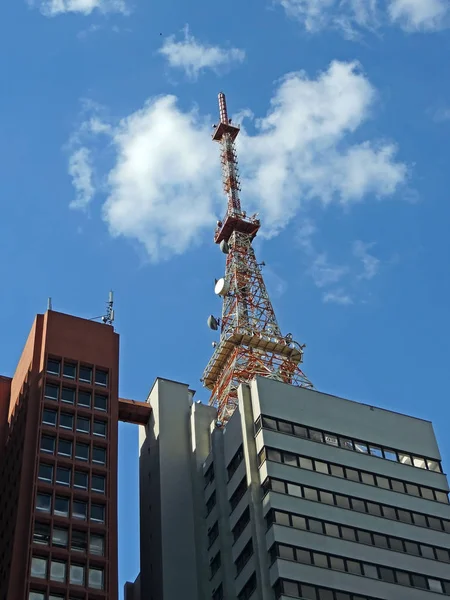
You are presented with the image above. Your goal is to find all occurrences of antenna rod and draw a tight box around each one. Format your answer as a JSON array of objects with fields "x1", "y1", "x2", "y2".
[{"x1": 47, "y1": 298, "x2": 52, "y2": 311}]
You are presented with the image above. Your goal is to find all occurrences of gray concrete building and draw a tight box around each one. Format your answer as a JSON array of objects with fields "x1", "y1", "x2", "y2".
[{"x1": 125, "y1": 376, "x2": 450, "y2": 600}]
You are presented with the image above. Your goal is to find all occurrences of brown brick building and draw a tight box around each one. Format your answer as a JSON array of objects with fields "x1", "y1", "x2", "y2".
[{"x1": 0, "y1": 309, "x2": 149, "y2": 600}]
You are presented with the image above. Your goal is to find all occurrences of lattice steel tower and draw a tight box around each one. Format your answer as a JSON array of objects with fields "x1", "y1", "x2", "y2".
[{"x1": 202, "y1": 93, "x2": 313, "y2": 423}]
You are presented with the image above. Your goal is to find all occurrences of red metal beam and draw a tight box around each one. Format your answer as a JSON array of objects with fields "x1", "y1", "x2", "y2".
[{"x1": 118, "y1": 397, "x2": 151, "y2": 425}]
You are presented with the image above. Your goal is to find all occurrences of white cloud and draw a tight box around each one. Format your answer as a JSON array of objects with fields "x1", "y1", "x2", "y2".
[
  {"x1": 277, "y1": 0, "x2": 450, "y2": 34},
  {"x1": 431, "y1": 107, "x2": 450, "y2": 122},
  {"x1": 33, "y1": 0, "x2": 128, "y2": 16},
  {"x1": 68, "y1": 147, "x2": 95, "y2": 209},
  {"x1": 353, "y1": 240, "x2": 380, "y2": 279},
  {"x1": 68, "y1": 60, "x2": 407, "y2": 262},
  {"x1": 158, "y1": 25, "x2": 245, "y2": 79},
  {"x1": 323, "y1": 289, "x2": 354, "y2": 305},
  {"x1": 310, "y1": 253, "x2": 349, "y2": 287}
]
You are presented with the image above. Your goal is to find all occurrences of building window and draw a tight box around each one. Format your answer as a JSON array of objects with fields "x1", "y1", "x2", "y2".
[
  {"x1": 43, "y1": 408, "x2": 57, "y2": 427},
  {"x1": 227, "y1": 445, "x2": 244, "y2": 480},
  {"x1": 33, "y1": 522, "x2": 50, "y2": 545},
  {"x1": 44, "y1": 383, "x2": 59, "y2": 400},
  {"x1": 90, "y1": 534, "x2": 105, "y2": 556},
  {"x1": 74, "y1": 471, "x2": 88, "y2": 490},
  {"x1": 91, "y1": 504, "x2": 105, "y2": 523},
  {"x1": 206, "y1": 491, "x2": 216, "y2": 515},
  {"x1": 94, "y1": 394, "x2": 108, "y2": 411},
  {"x1": 63, "y1": 362, "x2": 76, "y2": 379},
  {"x1": 70, "y1": 564, "x2": 85, "y2": 585},
  {"x1": 93, "y1": 446, "x2": 106, "y2": 465},
  {"x1": 95, "y1": 369, "x2": 108, "y2": 388},
  {"x1": 233, "y1": 507, "x2": 250, "y2": 543},
  {"x1": 78, "y1": 390, "x2": 91, "y2": 408},
  {"x1": 235, "y1": 540, "x2": 253, "y2": 575},
  {"x1": 49, "y1": 596, "x2": 64, "y2": 600},
  {"x1": 38, "y1": 463, "x2": 53, "y2": 483},
  {"x1": 50, "y1": 560, "x2": 66, "y2": 582},
  {"x1": 71, "y1": 530, "x2": 87, "y2": 553},
  {"x1": 52, "y1": 527, "x2": 68, "y2": 547},
  {"x1": 73, "y1": 500, "x2": 87, "y2": 520},
  {"x1": 204, "y1": 463, "x2": 214, "y2": 487},
  {"x1": 210, "y1": 552, "x2": 221, "y2": 578},
  {"x1": 238, "y1": 573, "x2": 256, "y2": 600},
  {"x1": 41, "y1": 435, "x2": 55, "y2": 454},
  {"x1": 29, "y1": 593, "x2": 45, "y2": 600},
  {"x1": 54, "y1": 496, "x2": 69, "y2": 517},
  {"x1": 93, "y1": 419, "x2": 107, "y2": 437},
  {"x1": 79, "y1": 366, "x2": 92, "y2": 384},
  {"x1": 92, "y1": 474, "x2": 106, "y2": 493},
  {"x1": 77, "y1": 416, "x2": 90, "y2": 434},
  {"x1": 89, "y1": 566, "x2": 105, "y2": 589},
  {"x1": 61, "y1": 387, "x2": 75, "y2": 404},
  {"x1": 56, "y1": 466, "x2": 71, "y2": 487},
  {"x1": 208, "y1": 522, "x2": 219, "y2": 547},
  {"x1": 47, "y1": 358, "x2": 60, "y2": 376},
  {"x1": 58, "y1": 438, "x2": 72, "y2": 457},
  {"x1": 60, "y1": 413, "x2": 74, "y2": 430},
  {"x1": 230, "y1": 477, "x2": 247, "y2": 512},
  {"x1": 36, "y1": 493, "x2": 51, "y2": 513},
  {"x1": 30, "y1": 556, "x2": 47, "y2": 578},
  {"x1": 212, "y1": 584, "x2": 223, "y2": 600},
  {"x1": 75, "y1": 442, "x2": 90, "y2": 461}
]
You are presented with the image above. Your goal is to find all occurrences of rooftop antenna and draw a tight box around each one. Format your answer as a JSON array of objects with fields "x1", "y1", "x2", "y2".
[
  {"x1": 102, "y1": 290, "x2": 115, "y2": 325},
  {"x1": 47, "y1": 298, "x2": 52, "y2": 311}
]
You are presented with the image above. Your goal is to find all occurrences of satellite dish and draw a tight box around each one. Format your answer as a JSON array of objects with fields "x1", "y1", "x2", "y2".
[
  {"x1": 207, "y1": 315, "x2": 219, "y2": 331},
  {"x1": 214, "y1": 278, "x2": 230, "y2": 296},
  {"x1": 219, "y1": 240, "x2": 229, "y2": 254}
]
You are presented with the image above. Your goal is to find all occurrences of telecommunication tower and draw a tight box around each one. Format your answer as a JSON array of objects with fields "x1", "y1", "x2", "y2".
[{"x1": 202, "y1": 93, "x2": 313, "y2": 424}]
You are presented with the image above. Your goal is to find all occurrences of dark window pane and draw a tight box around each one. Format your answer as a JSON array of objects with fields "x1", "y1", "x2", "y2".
[
  {"x1": 262, "y1": 416, "x2": 277, "y2": 430},
  {"x1": 61, "y1": 387, "x2": 75, "y2": 404},
  {"x1": 77, "y1": 416, "x2": 90, "y2": 433},
  {"x1": 79, "y1": 366, "x2": 92, "y2": 383},
  {"x1": 293, "y1": 425, "x2": 308, "y2": 438},
  {"x1": 312, "y1": 553, "x2": 328, "y2": 568},
  {"x1": 341, "y1": 526, "x2": 356, "y2": 541},
  {"x1": 389, "y1": 538, "x2": 404, "y2": 552},
  {"x1": 300, "y1": 584, "x2": 316, "y2": 599},
  {"x1": 283, "y1": 452, "x2": 297, "y2": 467},
  {"x1": 346, "y1": 560, "x2": 362, "y2": 575},
  {"x1": 361, "y1": 472, "x2": 375, "y2": 486},
  {"x1": 420, "y1": 544, "x2": 435, "y2": 559},
  {"x1": 411, "y1": 574, "x2": 427, "y2": 589},
  {"x1": 92, "y1": 474, "x2": 106, "y2": 493},
  {"x1": 95, "y1": 369, "x2": 108, "y2": 387},
  {"x1": 75, "y1": 443, "x2": 89, "y2": 461},
  {"x1": 391, "y1": 479, "x2": 405, "y2": 493},
  {"x1": 428, "y1": 579, "x2": 443, "y2": 593},
  {"x1": 267, "y1": 449, "x2": 282, "y2": 463},
  {"x1": 309, "y1": 429, "x2": 323, "y2": 443},
  {"x1": 73, "y1": 501, "x2": 87, "y2": 520},
  {"x1": 314, "y1": 461, "x2": 329, "y2": 474},
  {"x1": 63, "y1": 362, "x2": 76, "y2": 379},
  {"x1": 397, "y1": 509, "x2": 413, "y2": 524},
  {"x1": 45, "y1": 384, "x2": 59, "y2": 400},
  {"x1": 43, "y1": 409, "x2": 57, "y2": 426},
  {"x1": 304, "y1": 487, "x2": 318, "y2": 502},
  {"x1": 74, "y1": 471, "x2": 88, "y2": 489},
  {"x1": 427, "y1": 516, "x2": 443, "y2": 531},
  {"x1": 299, "y1": 457, "x2": 313, "y2": 470},
  {"x1": 363, "y1": 564, "x2": 378, "y2": 579},
  {"x1": 406, "y1": 483, "x2": 420, "y2": 496},
  {"x1": 335, "y1": 593, "x2": 351, "y2": 600},
  {"x1": 54, "y1": 497, "x2": 69, "y2": 517},
  {"x1": 296, "y1": 549, "x2": 311, "y2": 564},
  {"x1": 372, "y1": 534, "x2": 388, "y2": 548},
  {"x1": 93, "y1": 420, "x2": 107, "y2": 437},
  {"x1": 94, "y1": 394, "x2": 108, "y2": 411},
  {"x1": 71, "y1": 530, "x2": 87, "y2": 552},
  {"x1": 308, "y1": 519, "x2": 323, "y2": 534},
  {"x1": 78, "y1": 391, "x2": 91, "y2": 408},
  {"x1": 283, "y1": 581, "x2": 300, "y2": 596},
  {"x1": 56, "y1": 467, "x2": 71, "y2": 486},
  {"x1": 279, "y1": 545, "x2": 294, "y2": 560},
  {"x1": 90, "y1": 534, "x2": 104, "y2": 556},
  {"x1": 274, "y1": 511, "x2": 290, "y2": 527},
  {"x1": 47, "y1": 359, "x2": 60, "y2": 375},
  {"x1": 91, "y1": 504, "x2": 105, "y2": 522},
  {"x1": 435, "y1": 491, "x2": 449, "y2": 504},
  {"x1": 339, "y1": 437, "x2": 353, "y2": 450},
  {"x1": 330, "y1": 556, "x2": 345, "y2": 571},
  {"x1": 357, "y1": 531, "x2": 372, "y2": 545},
  {"x1": 278, "y1": 421, "x2": 293, "y2": 434},
  {"x1": 271, "y1": 479, "x2": 285, "y2": 493},
  {"x1": 318, "y1": 590, "x2": 333, "y2": 600},
  {"x1": 38, "y1": 463, "x2": 53, "y2": 482},
  {"x1": 58, "y1": 439, "x2": 72, "y2": 457},
  {"x1": 404, "y1": 541, "x2": 420, "y2": 556},
  {"x1": 52, "y1": 528, "x2": 68, "y2": 547},
  {"x1": 36, "y1": 493, "x2": 51, "y2": 513},
  {"x1": 379, "y1": 567, "x2": 395, "y2": 583},
  {"x1": 366, "y1": 502, "x2": 382, "y2": 517},
  {"x1": 93, "y1": 447, "x2": 106, "y2": 464},
  {"x1": 351, "y1": 498, "x2": 366, "y2": 513},
  {"x1": 382, "y1": 505, "x2": 397, "y2": 520},
  {"x1": 412, "y1": 512, "x2": 427, "y2": 527},
  {"x1": 60, "y1": 413, "x2": 73, "y2": 430},
  {"x1": 345, "y1": 468, "x2": 360, "y2": 482},
  {"x1": 435, "y1": 548, "x2": 450, "y2": 562},
  {"x1": 376, "y1": 475, "x2": 390, "y2": 489},
  {"x1": 286, "y1": 483, "x2": 302, "y2": 497},
  {"x1": 34, "y1": 522, "x2": 50, "y2": 545},
  {"x1": 396, "y1": 571, "x2": 411, "y2": 586},
  {"x1": 291, "y1": 515, "x2": 307, "y2": 530},
  {"x1": 421, "y1": 487, "x2": 435, "y2": 501},
  {"x1": 324, "y1": 523, "x2": 339, "y2": 537},
  {"x1": 330, "y1": 464, "x2": 344, "y2": 478},
  {"x1": 41, "y1": 436, "x2": 55, "y2": 454}
]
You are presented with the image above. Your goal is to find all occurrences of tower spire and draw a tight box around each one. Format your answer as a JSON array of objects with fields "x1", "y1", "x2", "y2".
[{"x1": 202, "y1": 92, "x2": 313, "y2": 424}]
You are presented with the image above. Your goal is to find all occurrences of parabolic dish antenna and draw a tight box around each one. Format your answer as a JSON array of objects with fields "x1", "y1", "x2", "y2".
[
  {"x1": 214, "y1": 278, "x2": 230, "y2": 296},
  {"x1": 207, "y1": 315, "x2": 219, "y2": 330}
]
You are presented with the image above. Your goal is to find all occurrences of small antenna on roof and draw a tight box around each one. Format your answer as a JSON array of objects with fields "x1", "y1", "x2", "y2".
[
  {"x1": 47, "y1": 297, "x2": 53, "y2": 311},
  {"x1": 102, "y1": 290, "x2": 115, "y2": 325}
]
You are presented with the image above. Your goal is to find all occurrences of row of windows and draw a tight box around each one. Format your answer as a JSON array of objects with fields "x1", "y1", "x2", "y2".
[
  {"x1": 36, "y1": 493, "x2": 105, "y2": 523},
  {"x1": 204, "y1": 463, "x2": 215, "y2": 488},
  {"x1": 259, "y1": 446, "x2": 449, "y2": 503},
  {"x1": 227, "y1": 445, "x2": 244, "y2": 481},
  {"x1": 235, "y1": 539, "x2": 253, "y2": 575},
  {"x1": 238, "y1": 573, "x2": 256, "y2": 600},
  {"x1": 44, "y1": 384, "x2": 107, "y2": 412},
  {"x1": 31, "y1": 556, "x2": 104, "y2": 589},
  {"x1": 274, "y1": 579, "x2": 382, "y2": 600},
  {"x1": 232, "y1": 507, "x2": 250, "y2": 543},
  {"x1": 43, "y1": 409, "x2": 107, "y2": 437},
  {"x1": 256, "y1": 415, "x2": 443, "y2": 473},
  {"x1": 230, "y1": 477, "x2": 248, "y2": 512},
  {"x1": 270, "y1": 543, "x2": 450, "y2": 594},
  {"x1": 33, "y1": 521, "x2": 104, "y2": 556},
  {"x1": 38, "y1": 463, "x2": 106, "y2": 494},
  {"x1": 47, "y1": 358, "x2": 109, "y2": 388},
  {"x1": 267, "y1": 508, "x2": 450, "y2": 564},
  {"x1": 41, "y1": 435, "x2": 106, "y2": 465},
  {"x1": 263, "y1": 477, "x2": 450, "y2": 533},
  {"x1": 30, "y1": 593, "x2": 83, "y2": 600}
]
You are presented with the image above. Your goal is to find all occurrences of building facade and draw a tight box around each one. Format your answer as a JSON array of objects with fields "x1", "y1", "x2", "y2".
[
  {"x1": 0, "y1": 309, "x2": 120, "y2": 600},
  {"x1": 126, "y1": 375, "x2": 450, "y2": 600}
]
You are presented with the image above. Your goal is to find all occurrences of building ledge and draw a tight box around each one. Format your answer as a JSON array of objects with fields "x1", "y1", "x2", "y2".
[{"x1": 119, "y1": 398, "x2": 152, "y2": 425}]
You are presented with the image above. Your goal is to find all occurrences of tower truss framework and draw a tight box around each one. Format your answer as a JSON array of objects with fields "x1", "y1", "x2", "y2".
[{"x1": 202, "y1": 93, "x2": 313, "y2": 423}]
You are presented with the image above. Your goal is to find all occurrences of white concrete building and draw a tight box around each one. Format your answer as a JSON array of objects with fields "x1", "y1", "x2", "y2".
[{"x1": 125, "y1": 376, "x2": 450, "y2": 600}]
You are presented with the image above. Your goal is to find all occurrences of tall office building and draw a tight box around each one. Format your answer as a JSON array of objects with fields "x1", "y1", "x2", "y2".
[
  {"x1": 0, "y1": 309, "x2": 123, "y2": 600},
  {"x1": 126, "y1": 375, "x2": 450, "y2": 600}
]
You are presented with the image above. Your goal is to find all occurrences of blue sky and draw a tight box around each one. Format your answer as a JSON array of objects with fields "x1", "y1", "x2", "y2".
[{"x1": 1, "y1": 0, "x2": 450, "y2": 594}]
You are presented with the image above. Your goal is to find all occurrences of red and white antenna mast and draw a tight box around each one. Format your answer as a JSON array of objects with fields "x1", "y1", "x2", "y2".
[{"x1": 202, "y1": 92, "x2": 313, "y2": 424}]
